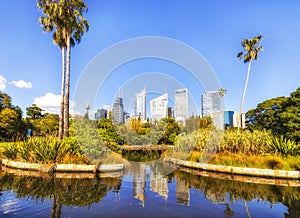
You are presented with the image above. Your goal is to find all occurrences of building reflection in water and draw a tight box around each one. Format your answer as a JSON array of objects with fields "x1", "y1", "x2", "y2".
[
  {"x1": 132, "y1": 163, "x2": 147, "y2": 207},
  {"x1": 131, "y1": 163, "x2": 170, "y2": 207},
  {"x1": 176, "y1": 177, "x2": 190, "y2": 206}
]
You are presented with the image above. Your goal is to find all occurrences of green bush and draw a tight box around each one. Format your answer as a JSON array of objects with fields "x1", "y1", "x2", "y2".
[
  {"x1": 1, "y1": 136, "x2": 89, "y2": 164},
  {"x1": 269, "y1": 136, "x2": 300, "y2": 156},
  {"x1": 3, "y1": 143, "x2": 18, "y2": 160}
]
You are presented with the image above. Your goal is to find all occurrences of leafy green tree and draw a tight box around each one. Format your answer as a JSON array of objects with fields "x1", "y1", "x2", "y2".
[
  {"x1": 26, "y1": 104, "x2": 44, "y2": 120},
  {"x1": 0, "y1": 92, "x2": 26, "y2": 141},
  {"x1": 246, "y1": 97, "x2": 288, "y2": 132},
  {"x1": 184, "y1": 115, "x2": 212, "y2": 133},
  {"x1": 0, "y1": 92, "x2": 12, "y2": 110},
  {"x1": 25, "y1": 104, "x2": 59, "y2": 137},
  {"x1": 37, "y1": 0, "x2": 89, "y2": 138},
  {"x1": 97, "y1": 118, "x2": 124, "y2": 147},
  {"x1": 237, "y1": 35, "x2": 264, "y2": 131},
  {"x1": 159, "y1": 118, "x2": 181, "y2": 145},
  {"x1": 246, "y1": 87, "x2": 300, "y2": 142}
]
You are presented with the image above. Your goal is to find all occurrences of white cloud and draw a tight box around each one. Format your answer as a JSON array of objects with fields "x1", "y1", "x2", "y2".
[
  {"x1": 33, "y1": 92, "x2": 74, "y2": 114},
  {"x1": 10, "y1": 80, "x2": 32, "y2": 89},
  {"x1": 0, "y1": 75, "x2": 7, "y2": 90},
  {"x1": 34, "y1": 93, "x2": 61, "y2": 114}
]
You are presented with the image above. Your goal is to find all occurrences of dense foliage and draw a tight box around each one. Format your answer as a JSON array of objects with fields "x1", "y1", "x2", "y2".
[
  {"x1": 247, "y1": 87, "x2": 300, "y2": 142},
  {"x1": 0, "y1": 92, "x2": 27, "y2": 141},
  {"x1": 1, "y1": 136, "x2": 88, "y2": 164}
]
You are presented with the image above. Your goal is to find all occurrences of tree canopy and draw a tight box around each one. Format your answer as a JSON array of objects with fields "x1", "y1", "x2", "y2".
[{"x1": 246, "y1": 87, "x2": 300, "y2": 142}]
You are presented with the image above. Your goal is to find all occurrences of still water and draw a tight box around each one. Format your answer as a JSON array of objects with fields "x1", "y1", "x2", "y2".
[{"x1": 0, "y1": 162, "x2": 300, "y2": 218}]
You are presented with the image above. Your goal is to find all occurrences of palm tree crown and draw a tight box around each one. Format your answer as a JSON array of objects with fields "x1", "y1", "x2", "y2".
[{"x1": 237, "y1": 35, "x2": 264, "y2": 63}]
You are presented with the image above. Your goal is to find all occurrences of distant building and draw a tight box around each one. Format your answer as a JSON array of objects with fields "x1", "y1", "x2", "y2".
[
  {"x1": 209, "y1": 110, "x2": 234, "y2": 130},
  {"x1": 150, "y1": 93, "x2": 168, "y2": 121},
  {"x1": 168, "y1": 107, "x2": 174, "y2": 118},
  {"x1": 103, "y1": 105, "x2": 111, "y2": 117},
  {"x1": 210, "y1": 111, "x2": 224, "y2": 130},
  {"x1": 95, "y1": 108, "x2": 108, "y2": 119},
  {"x1": 134, "y1": 88, "x2": 147, "y2": 122},
  {"x1": 124, "y1": 112, "x2": 130, "y2": 124},
  {"x1": 111, "y1": 97, "x2": 124, "y2": 124},
  {"x1": 175, "y1": 88, "x2": 188, "y2": 124},
  {"x1": 224, "y1": 110, "x2": 234, "y2": 129},
  {"x1": 201, "y1": 91, "x2": 223, "y2": 117},
  {"x1": 201, "y1": 91, "x2": 225, "y2": 129},
  {"x1": 233, "y1": 112, "x2": 246, "y2": 129}
]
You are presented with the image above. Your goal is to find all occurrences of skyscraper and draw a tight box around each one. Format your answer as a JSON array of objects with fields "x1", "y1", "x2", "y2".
[
  {"x1": 111, "y1": 97, "x2": 124, "y2": 124},
  {"x1": 201, "y1": 91, "x2": 223, "y2": 117},
  {"x1": 175, "y1": 88, "x2": 188, "y2": 124},
  {"x1": 134, "y1": 88, "x2": 146, "y2": 122},
  {"x1": 150, "y1": 93, "x2": 168, "y2": 121},
  {"x1": 201, "y1": 91, "x2": 224, "y2": 129}
]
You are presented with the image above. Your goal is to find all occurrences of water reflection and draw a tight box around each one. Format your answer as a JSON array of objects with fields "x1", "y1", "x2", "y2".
[{"x1": 1, "y1": 165, "x2": 300, "y2": 217}]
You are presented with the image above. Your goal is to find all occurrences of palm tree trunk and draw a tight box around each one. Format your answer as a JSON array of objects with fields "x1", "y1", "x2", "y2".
[
  {"x1": 64, "y1": 36, "x2": 71, "y2": 137},
  {"x1": 58, "y1": 47, "x2": 65, "y2": 140},
  {"x1": 238, "y1": 61, "x2": 251, "y2": 132}
]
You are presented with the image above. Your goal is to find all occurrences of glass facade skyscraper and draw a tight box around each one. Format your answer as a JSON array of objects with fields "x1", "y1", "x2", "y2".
[
  {"x1": 150, "y1": 93, "x2": 168, "y2": 121},
  {"x1": 201, "y1": 91, "x2": 223, "y2": 117},
  {"x1": 111, "y1": 97, "x2": 124, "y2": 124},
  {"x1": 175, "y1": 88, "x2": 188, "y2": 124},
  {"x1": 134, "y1": 88, "x2": 146, "y2": 122}
]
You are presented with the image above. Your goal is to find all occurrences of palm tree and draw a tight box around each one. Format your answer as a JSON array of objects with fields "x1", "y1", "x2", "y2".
[
  {"x1": 37, "y1": 0, "x2": 89, "y2": 138},
  {"x1": 237, "y1": 35, "x2": 264, "y2": 131},
  {"x1": 58, "y1": 0, "x2": 89, "y2": 137},
  {"x1": 38, "y1": 0, "x2": 66, "y2": 139}
]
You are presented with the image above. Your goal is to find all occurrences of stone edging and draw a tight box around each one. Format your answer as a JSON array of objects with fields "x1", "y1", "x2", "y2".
[
  {"x1": 1, "y1": 159, "x2": 124, "y2": 173},
  {"x1": 164, "y1": 157, "x2": 300, "y2": 179}
]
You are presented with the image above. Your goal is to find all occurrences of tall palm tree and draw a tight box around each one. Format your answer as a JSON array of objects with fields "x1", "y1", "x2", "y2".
[
  {"x1": 37, "y1": 0, "x2": 89, "y2": 138},
  {"x1": 57, "y1": 0, "x2": 89, "y2": 137},
  {"x1": 237, "y1": 35, "x2": 264, "y2": 131},
  {"x1": 38, "y1": 0, "x2": 67, "y2": 139}
]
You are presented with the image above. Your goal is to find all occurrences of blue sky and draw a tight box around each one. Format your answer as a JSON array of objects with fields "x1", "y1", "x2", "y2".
[{"x1": 0, "y1": 0, "x2": 300, "y2": 117}]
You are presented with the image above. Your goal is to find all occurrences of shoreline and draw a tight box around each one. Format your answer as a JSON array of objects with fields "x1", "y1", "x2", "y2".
[
  {"x1": 1, "y1": 159, "x2": 124, "y2": 174},
  {"x1": 164, "y1": 157, "x2": 300, "y2": 180},
  {"x1": 2, "y1": 157, "x2": 300, "y2": 183}
]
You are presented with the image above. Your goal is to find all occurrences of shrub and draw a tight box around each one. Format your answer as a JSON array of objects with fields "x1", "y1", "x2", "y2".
[
  {"x1": 269, "y1": 136, "x2": 300, "y2": 156},
  {"x1": 3, "y1": 143, "x2": 18, "y2": 160}
]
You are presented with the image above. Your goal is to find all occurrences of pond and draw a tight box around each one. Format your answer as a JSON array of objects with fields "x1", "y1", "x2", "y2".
[{"x1": 0, "y1": 161, "x2": 300, "y2": 218}]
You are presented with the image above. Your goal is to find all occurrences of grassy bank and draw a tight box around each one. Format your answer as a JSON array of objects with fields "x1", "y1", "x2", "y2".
[
  {"x1": 187, "y1": 150, "x2": 300, "y2": 171},
  {"x1": 0, "y1": 137, "x2": 89, "y2": 164},
  {"x1": 175, "y1": 129, "x2": 300, "y2": 171}
]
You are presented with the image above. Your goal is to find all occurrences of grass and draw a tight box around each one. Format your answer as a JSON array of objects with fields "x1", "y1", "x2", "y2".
[
  {"x1": 0, "y1": 137, "x2": 89, "y2": 164},
  {"x1": 185, "y1": 150, "x2": 300, "y2": 171}
]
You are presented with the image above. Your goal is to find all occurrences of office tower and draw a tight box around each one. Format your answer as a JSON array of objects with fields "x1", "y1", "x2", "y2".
[
  {"x1": 175, "y1": 88, "x2": 188, "y2": 124},
  {"x1": 95, "y1": 108, "x2": 108, "y2": 119},
  {"x1": 201, "y1": 91, "x2": 223, "y2": 117},
  {"x1": 150, "y1": 93, "x2": 168, "y2": 121},
  {"x1": 233, "y1": 112, "x2": 246, "y2": 129},
  {"x1": 103, "y1": 105, "x2": 111, "y2": 117},
  {"x1": 111, "y1": 97, "x2": 124, "y2": 124},
  {"x1": 134, "y1": 88, "x2": 146, "y2": 122},
  {"x1": 201, "y1": 91, "x2": 225, "y2": 130},
  {"x1": 224, "y1": 110, "x2": 234, "y2": 129},
  {"x1": 168, "y1": 107, "x2": 174, "y2": 118}
]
